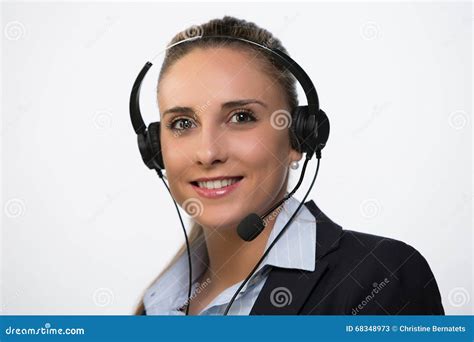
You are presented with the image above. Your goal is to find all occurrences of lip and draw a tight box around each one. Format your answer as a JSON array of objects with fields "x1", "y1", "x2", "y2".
[
  {"x1": 192, "y1": 175, "x2": 243, "y2": 182},
  {"x1": 190, "y1": 177, "x2": 243, "y2": 199}
]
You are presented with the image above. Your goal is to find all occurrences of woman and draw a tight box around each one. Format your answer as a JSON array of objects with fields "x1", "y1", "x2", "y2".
[{"x1": 134, "y1": 16, "x2": 444, "y2": 315}]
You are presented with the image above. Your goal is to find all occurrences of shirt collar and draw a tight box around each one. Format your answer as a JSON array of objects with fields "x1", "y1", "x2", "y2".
[
  {"x1": 258, "y1": 195, "x2": 316, "y2": 273},
  {"x1": 144, "y1": 195, "x2": 316, "y2": 314}
]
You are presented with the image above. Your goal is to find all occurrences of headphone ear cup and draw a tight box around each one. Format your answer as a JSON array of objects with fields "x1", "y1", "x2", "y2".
[
  {"x1": 292, "y1": 105, "x2": 318, "y2": 154},
  {"x1": 146, "y1": 122, "x2": 165, "y2": 170},
  {"x1": 316, "y1": 109, "x2": 330, "y2": 151},
  {"x1": 292, "y1": 106, "x2": 330, "y2": 155}
]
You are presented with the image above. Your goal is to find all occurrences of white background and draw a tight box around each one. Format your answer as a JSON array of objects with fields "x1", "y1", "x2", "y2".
[{"x1": 1, "y1": 1, "x2": 472, "y2": 314}]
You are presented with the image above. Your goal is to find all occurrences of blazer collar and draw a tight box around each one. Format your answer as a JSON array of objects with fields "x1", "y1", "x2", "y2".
[{"x1": 250, "y1": 199, "x2": 343, "y2": 315}]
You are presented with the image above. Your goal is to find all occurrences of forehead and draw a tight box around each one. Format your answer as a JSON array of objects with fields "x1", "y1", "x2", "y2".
[{"x1": 157, "y1": 47, "x2": 282, "y2": 106}]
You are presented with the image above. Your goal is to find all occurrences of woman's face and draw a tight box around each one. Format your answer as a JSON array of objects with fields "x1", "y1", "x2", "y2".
[{"x1": 158, "y1": 46, "x2": 302, "y2": 231}]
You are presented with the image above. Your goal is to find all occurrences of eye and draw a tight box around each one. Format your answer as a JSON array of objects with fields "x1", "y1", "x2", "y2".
[
  {"x1": 229, "y1": 109, "x2": 257, "y2": 124},
  {"x1": 165, "y1": 109, "x2": 257, "y2": 133},
  {"x1": 166, "y1": 117, "x2": 196, "y2": 131}
]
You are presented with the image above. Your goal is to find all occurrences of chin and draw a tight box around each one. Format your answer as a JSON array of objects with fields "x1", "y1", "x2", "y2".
[{"x1": 197, "y1": 213, "x2": 243, "y2": 232}]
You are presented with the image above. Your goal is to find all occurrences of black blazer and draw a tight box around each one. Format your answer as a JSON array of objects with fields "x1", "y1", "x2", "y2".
[{"x1": 143, "y1": 200, "x2": 444, "y2": 315}]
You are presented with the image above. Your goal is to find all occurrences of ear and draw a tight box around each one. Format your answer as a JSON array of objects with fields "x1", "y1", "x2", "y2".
[{"x1": 289, "y1": 148, "x2": 303, "y2": 164}]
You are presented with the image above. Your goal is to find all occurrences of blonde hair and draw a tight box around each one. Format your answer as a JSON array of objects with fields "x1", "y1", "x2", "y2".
[{"x1": 134, "y1": 15, "x2": 298, "y2": 315}]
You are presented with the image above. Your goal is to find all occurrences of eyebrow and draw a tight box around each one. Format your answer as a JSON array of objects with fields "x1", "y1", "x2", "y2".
[{"x1": 161, "y1": 99, "x2": 267, "y2": 117}]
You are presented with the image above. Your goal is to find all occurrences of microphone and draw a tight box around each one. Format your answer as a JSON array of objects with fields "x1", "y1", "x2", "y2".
[
  {"x1": 237, "y1": 213, "x2": 265, "y2": 242},
  {"x1": 236, "y1": 156, "x2": 311, "y2": 242}
]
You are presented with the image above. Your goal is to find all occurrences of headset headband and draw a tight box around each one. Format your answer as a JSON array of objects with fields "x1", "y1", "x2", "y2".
[
  {"x1": 129, "y1": 35, "x2": 320, "y2": 135},
  {"x1": 130, "y1": 34, "x2": 329, "y2": 170}
]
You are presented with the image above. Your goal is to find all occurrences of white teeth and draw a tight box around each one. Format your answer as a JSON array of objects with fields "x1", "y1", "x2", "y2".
[{"x1": 196, "y1": 178, "x2": 241, "y2": 189}]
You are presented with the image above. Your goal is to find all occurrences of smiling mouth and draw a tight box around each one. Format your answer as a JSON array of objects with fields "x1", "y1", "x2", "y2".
[{"x1": 191, "y1": 176, "x2": 244, "y2": 189}]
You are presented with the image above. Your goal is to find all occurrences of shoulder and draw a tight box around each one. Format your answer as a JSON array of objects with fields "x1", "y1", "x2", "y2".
[
  {"x1": 303, "y1": 200, "x2": 444, "y2": 314},
  {"x1": 305, "y1": 198, "x2": 432, "y2": 277},
  {"x1": 330, "y1": 227, "x2": 434, "y2": 284},
  {"x1": 338, "y1": 228, "x2": 424, "y2": 265},
  {"x1": 323, "y1": 228, "x2": 444, "y2": 314}
]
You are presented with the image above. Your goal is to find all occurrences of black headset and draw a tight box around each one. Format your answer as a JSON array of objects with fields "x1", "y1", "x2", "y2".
[{"x1": 129, "y1": 35, "x2": 330, "y2": 173}]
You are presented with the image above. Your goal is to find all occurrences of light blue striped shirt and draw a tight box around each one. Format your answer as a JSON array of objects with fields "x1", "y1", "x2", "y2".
[{"x1": 143, "y1": 195, "x2": 317, "y2": 315}]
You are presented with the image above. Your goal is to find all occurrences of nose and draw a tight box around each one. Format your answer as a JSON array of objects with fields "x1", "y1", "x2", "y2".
[{"x1": 194, "y1": 122, "x2": 228, "y2": 167}]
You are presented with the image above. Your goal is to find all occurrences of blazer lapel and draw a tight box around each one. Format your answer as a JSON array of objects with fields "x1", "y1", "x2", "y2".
[{"x1": 250, "y1": 200, "x2": 343, "y2": 315}]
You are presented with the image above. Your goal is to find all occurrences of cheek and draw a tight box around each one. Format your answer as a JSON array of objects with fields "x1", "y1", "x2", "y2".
[
  {"x1": 160, "y1": 130, "x2": 195, "y2": 167},
  {"x1": 160, "y1": 136, "x2": 177, "y2": 171},
  {"x1": 236, "y1": 127, "x2": 290, "y2": 178},
  {"x1": 257, "y1": 128, "x2": 291, "y2": 176},
  {"x1": 160, "y1": 136, "x2": 192, "y2": 192},
  {"x1": 238, "y1": 135, "x2": 289, "y2": 203},
  {"x1": 255, "y1": 125, "x2": 292, "y2": 162}
]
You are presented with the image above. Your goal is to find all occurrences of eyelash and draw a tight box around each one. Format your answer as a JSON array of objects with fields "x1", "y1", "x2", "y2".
[{"x1": 165, "y1": 109, "x2": 258, "y2": 132}]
